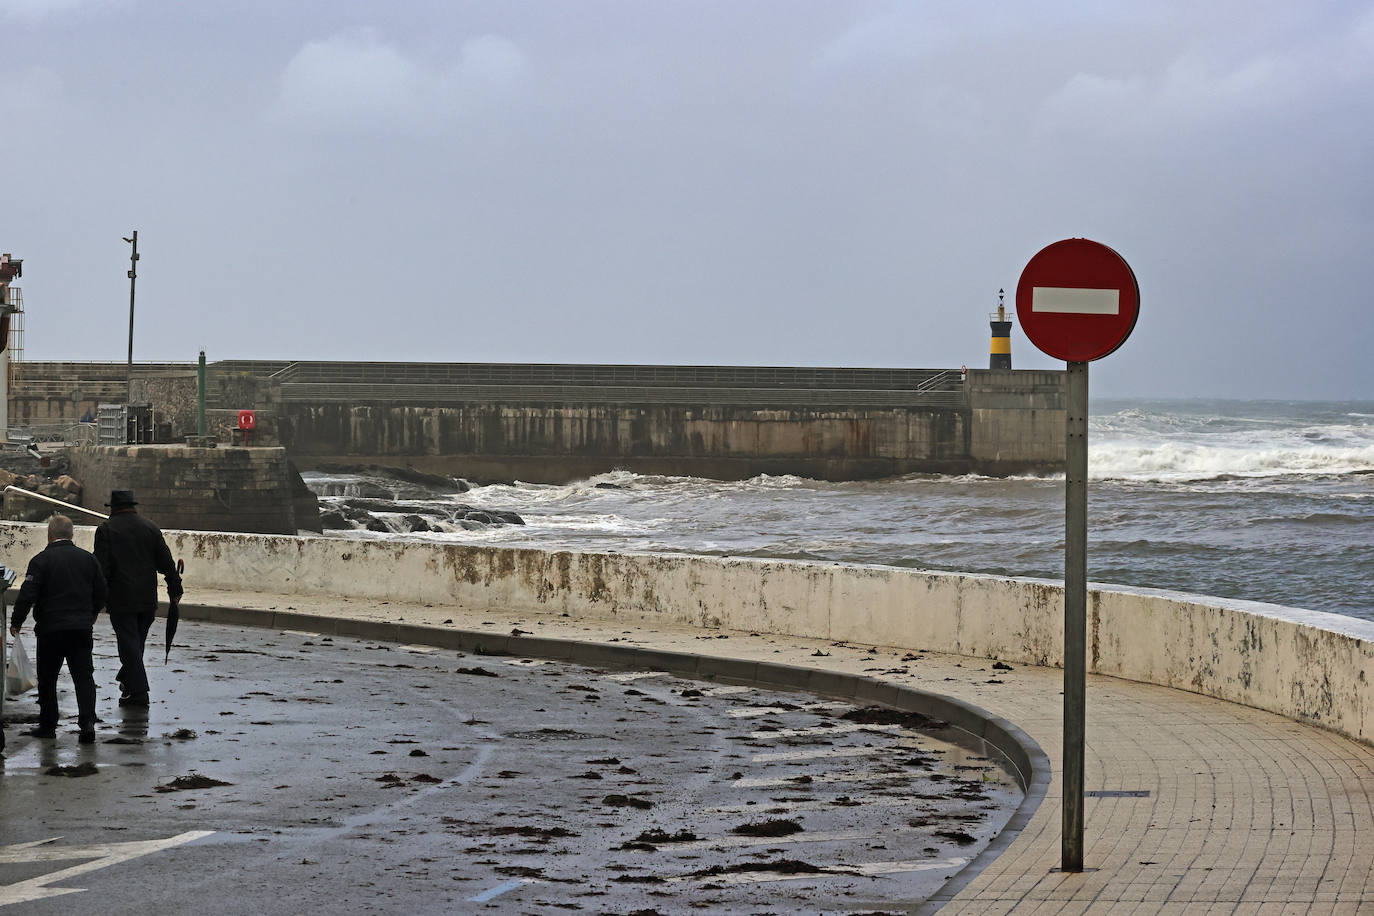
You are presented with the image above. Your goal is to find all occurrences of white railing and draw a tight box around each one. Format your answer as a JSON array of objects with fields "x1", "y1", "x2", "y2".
[{"x1": 3, "y1": 485, "x2": 107, "y2": 520}]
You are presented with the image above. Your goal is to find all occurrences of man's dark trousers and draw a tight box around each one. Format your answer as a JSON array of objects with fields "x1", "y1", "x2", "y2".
[
  {"x1": 111, "y1": 610, "x2": 155, "y2": 696},
  {"x1": 37, "y1": 629, "x2": 97, "y2": 733}
]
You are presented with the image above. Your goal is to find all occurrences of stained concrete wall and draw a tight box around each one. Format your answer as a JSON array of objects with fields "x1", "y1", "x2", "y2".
[
  {"x1": 277, "y1": 369, "x2": 1065, "y2": 481},
  {"x1": 967, "y1": 370, "x2": 1066, "y2": 466},
  {"x1": 67, "y1": 445, "x2": 302, "y2": 535},
  {"x1": 10, "y1": 362, "x2": 1066, "y2": 481},
  {"x1": 10, "y1": 362, "x2": 191, "y2": 425},
  {"x1": 0, "y1": 523, "x2": 1366, "y2": 746},
  {"x1": 280, "y1": 404, "x2": 976, "y2": 481},
  {"x1": 9, "y1": 362, "x2": 283, "y2": 445}
]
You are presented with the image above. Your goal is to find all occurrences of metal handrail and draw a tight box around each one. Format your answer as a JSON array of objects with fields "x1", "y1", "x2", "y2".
[
  {"x1": 8, "y1": 423, "x2": 98, "y2": 445},
  {"x1": 914, "y1": 370, "x2": 960, "y2": 392},
  {"x1": 3, "y1": 485, "x2": 108, "y2": 520}
]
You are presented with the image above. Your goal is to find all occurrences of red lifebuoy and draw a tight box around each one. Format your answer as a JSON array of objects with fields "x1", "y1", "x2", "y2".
[{"x1": 237, "y1": 410, "x2": 256, "y2": 430}]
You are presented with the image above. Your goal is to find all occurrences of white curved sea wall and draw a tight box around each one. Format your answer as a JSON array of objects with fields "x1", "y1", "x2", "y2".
[{"x1": 2, "y1": 522, "x2": 1369, "y2": 745}]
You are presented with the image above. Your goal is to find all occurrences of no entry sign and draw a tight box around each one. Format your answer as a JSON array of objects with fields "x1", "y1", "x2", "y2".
[
  {"x1": 1015, "y1": 238, "x2": 1139, "y2": 362},
  {"x1": 1013, "y1": 236, "x2": 1140, "y2": 873}
]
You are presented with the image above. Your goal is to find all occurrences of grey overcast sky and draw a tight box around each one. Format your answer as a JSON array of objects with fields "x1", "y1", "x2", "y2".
[{"x1": 3, "y1": 1, "x2": 1371, "y2": 398}]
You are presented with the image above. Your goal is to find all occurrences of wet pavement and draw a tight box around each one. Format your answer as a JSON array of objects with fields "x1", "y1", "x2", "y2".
[{"x1": 1, "y1": 622, "x2": 1021, "y2": 914}]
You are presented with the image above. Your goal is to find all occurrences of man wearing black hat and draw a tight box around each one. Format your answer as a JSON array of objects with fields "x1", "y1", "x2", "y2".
[
  {"x1": 9, "y1": 514, "x2": 107, "y2": 743},
  {"x1": 94, "y1": 489, "x2": 182, "y2": 708}
]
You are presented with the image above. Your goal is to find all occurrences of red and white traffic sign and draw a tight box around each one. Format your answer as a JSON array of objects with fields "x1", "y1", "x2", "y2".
[{"x1": 1015, "y1": 238, "x2": 1139, "y2": 362}]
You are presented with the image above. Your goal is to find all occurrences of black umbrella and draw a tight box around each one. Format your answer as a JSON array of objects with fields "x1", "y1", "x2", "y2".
[
  {"x1": 165, "y1": 558, "x2": 184, "y2": 664},
  {"x1": 164, "y1": 597, "x2": 180, "y2": 664}
]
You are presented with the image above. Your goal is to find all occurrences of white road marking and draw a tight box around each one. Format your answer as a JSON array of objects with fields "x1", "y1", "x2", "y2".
[
  {"x1": 701, "y1": 685, "x2": 751, "y2": 696},
  {"x1": 468, "y1": 878, "x2": 534, "y2": 902},
  {"x1": 853, "y1": 857, "x2": 969, "y2": 875},
  {"x1": 1031, "y1": 286, "x2": 1120, "y2": 315},
  {"x1": 600, "y1": 671, "x2": 666, "y2": 682},
  {"x1": 0, "y1": 831, "x2": 214, "y2": 907},
  {"x1": 752, "y1": 723, "x2": 899, "y2": 739},
  {"x1": 398, "y1": 644, "x2": 437, "y2": 654},
  {"x1": 732, "y1": 769, "x2": 914, "y2": 788}
]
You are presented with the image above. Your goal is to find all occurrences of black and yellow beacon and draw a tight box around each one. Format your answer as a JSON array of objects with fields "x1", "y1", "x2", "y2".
[{"x1": 989, "y1": 288, "x2": 1012, "y2": 369}]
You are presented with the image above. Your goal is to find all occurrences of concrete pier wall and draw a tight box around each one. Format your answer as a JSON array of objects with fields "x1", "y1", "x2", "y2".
[
  {"x1": 67, "y1": 445, "x2": 306, "y2": 535},
  {"x1": 1, "y1": 523, "x2": 1367, "y2": 746},
  {"x1": 279, "y1": 403, "x2": 980, "y2": 481},
  {"x1": 274, "y1": 369, "x2": 1065, "y2": 481},
  {"x1": 10, "y1": 362, "x2": 1065, "y2": 481}
]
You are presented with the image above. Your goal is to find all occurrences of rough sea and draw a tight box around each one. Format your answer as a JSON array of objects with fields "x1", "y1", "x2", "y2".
[{"x1": 303, "y1": 400, "x2": 1374, "y2": 623}]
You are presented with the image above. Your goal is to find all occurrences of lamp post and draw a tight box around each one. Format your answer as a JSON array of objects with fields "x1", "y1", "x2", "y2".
[{"x1": 123, "y1": 231, "x2": 138, "y2": 403}]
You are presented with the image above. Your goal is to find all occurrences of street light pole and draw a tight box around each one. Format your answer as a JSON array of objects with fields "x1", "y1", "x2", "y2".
[{"x1": 124, "y1": 230, "x2": 138, "y2": 403}]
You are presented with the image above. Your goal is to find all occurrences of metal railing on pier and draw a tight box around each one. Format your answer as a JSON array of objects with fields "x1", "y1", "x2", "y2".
[
  {"x1": 276, "y1": 381, "x2": 965, "y2": 409},
  {"x1": 6, "y1": 423, "x2": 97, "y2": 446},
  {"x1": 251, "y1": 361, "x2": 970, "y2": 409},
  {"x1": 15, "y1": 359, "x2": 971, "y2": 411},
  {"x1": 263, "y1": 361, "x2": 962, "y2": 390}
]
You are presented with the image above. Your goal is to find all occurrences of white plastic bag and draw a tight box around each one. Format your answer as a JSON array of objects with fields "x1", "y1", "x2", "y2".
[{"x1": 5, "y1": 635, "x2": 36, "y2": 695}]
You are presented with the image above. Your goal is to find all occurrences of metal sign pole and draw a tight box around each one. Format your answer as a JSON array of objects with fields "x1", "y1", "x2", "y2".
[
  {"x1": 1, "y1": 599, "x2": 6, "y2": 752},
  {"x1": 1062, "y1": 359, "x2": 1089, "y2": 871},
  {"x1": 1017, "y1": 237, "x2": 1137, "y2": 874}
]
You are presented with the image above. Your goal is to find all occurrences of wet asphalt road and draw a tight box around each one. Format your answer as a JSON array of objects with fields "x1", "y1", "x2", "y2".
[{"x1": 1, "y1": 622, "x2": 1021, "y2": 914}]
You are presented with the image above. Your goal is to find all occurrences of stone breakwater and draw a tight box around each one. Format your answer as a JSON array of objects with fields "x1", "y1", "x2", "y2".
[
  {"x1": 0, "y1": 466, "x2": 84, "y2": 522},
  {"x1": 0, "y1": 521, "x2": 1368, "y2": 748}
]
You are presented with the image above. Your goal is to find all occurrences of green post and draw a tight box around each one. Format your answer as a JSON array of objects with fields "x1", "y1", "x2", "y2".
[{"x1": 197, "y1": 350, "x2": 207, "y2": 438}]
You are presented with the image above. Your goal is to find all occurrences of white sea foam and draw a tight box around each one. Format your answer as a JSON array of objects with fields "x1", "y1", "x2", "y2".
[
  {"x1": 1087, "y1": 403, "x2": 1374, "y2": 481},
  {"x1": 1090, "y1": 439, "x2": 1374, "y2": 481}
]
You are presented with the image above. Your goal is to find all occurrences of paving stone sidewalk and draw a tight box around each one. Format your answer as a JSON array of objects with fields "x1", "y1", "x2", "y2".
[{"x1": 186, "y1": 588, "x2": 1374, "y2": 914}]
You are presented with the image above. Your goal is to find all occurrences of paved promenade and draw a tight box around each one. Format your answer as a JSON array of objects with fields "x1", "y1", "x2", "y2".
[{"x1": 185, "y1": 587, "x2": 1374, "y2": 914}]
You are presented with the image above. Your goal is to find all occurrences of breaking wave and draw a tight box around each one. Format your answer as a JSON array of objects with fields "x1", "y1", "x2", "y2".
[
  {"x1": 1090, "y1": 441, "x2": 1374, "y2": 482},
  {"x1": 1089, "y1": 402, "x2": 1374, "y2": 482}
]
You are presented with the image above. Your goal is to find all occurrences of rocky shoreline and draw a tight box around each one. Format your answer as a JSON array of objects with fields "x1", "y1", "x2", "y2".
[
  {"x1": 303, "y1": 465, "x2": 525, "y2": 535},
  {"x1": 0, "y1": 453, "x2": 86, "y2": 522},
  {"x1": 318, "y1": 498, "x2": 524, "y2": 533},
  {"x1": 0, "y1": 457, "x2": 525, "y2": 536}
]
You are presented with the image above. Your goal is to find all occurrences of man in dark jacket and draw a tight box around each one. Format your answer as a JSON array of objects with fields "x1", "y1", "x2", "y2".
[
  {"x1": 9, "y1": 514, "x2": 108, "y2": 743},
  {"x1": 94, "y1": 489, "x2": 182, "y2": 708}
]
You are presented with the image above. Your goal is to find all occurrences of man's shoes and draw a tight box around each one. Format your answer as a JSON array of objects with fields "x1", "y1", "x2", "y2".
[
  {"x1": 24, "y1": 728, "x2": 56, "y2": 739},
  {"x1": 118, "y1": 693, "x2": 150, "y2": 708},
  {"x1": 78, "y1": 729, "x2": 96, "y2": 745}
]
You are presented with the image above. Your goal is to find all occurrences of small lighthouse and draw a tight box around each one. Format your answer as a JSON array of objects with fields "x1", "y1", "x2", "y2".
[{"x1": 989, "y1": 288, "x2": 1012, "y2": 370}]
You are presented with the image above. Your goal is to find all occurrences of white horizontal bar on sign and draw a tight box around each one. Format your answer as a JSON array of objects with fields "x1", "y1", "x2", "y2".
[{"x1": 1031, "y1": 286, "x2": 1120, "y2": 315}]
